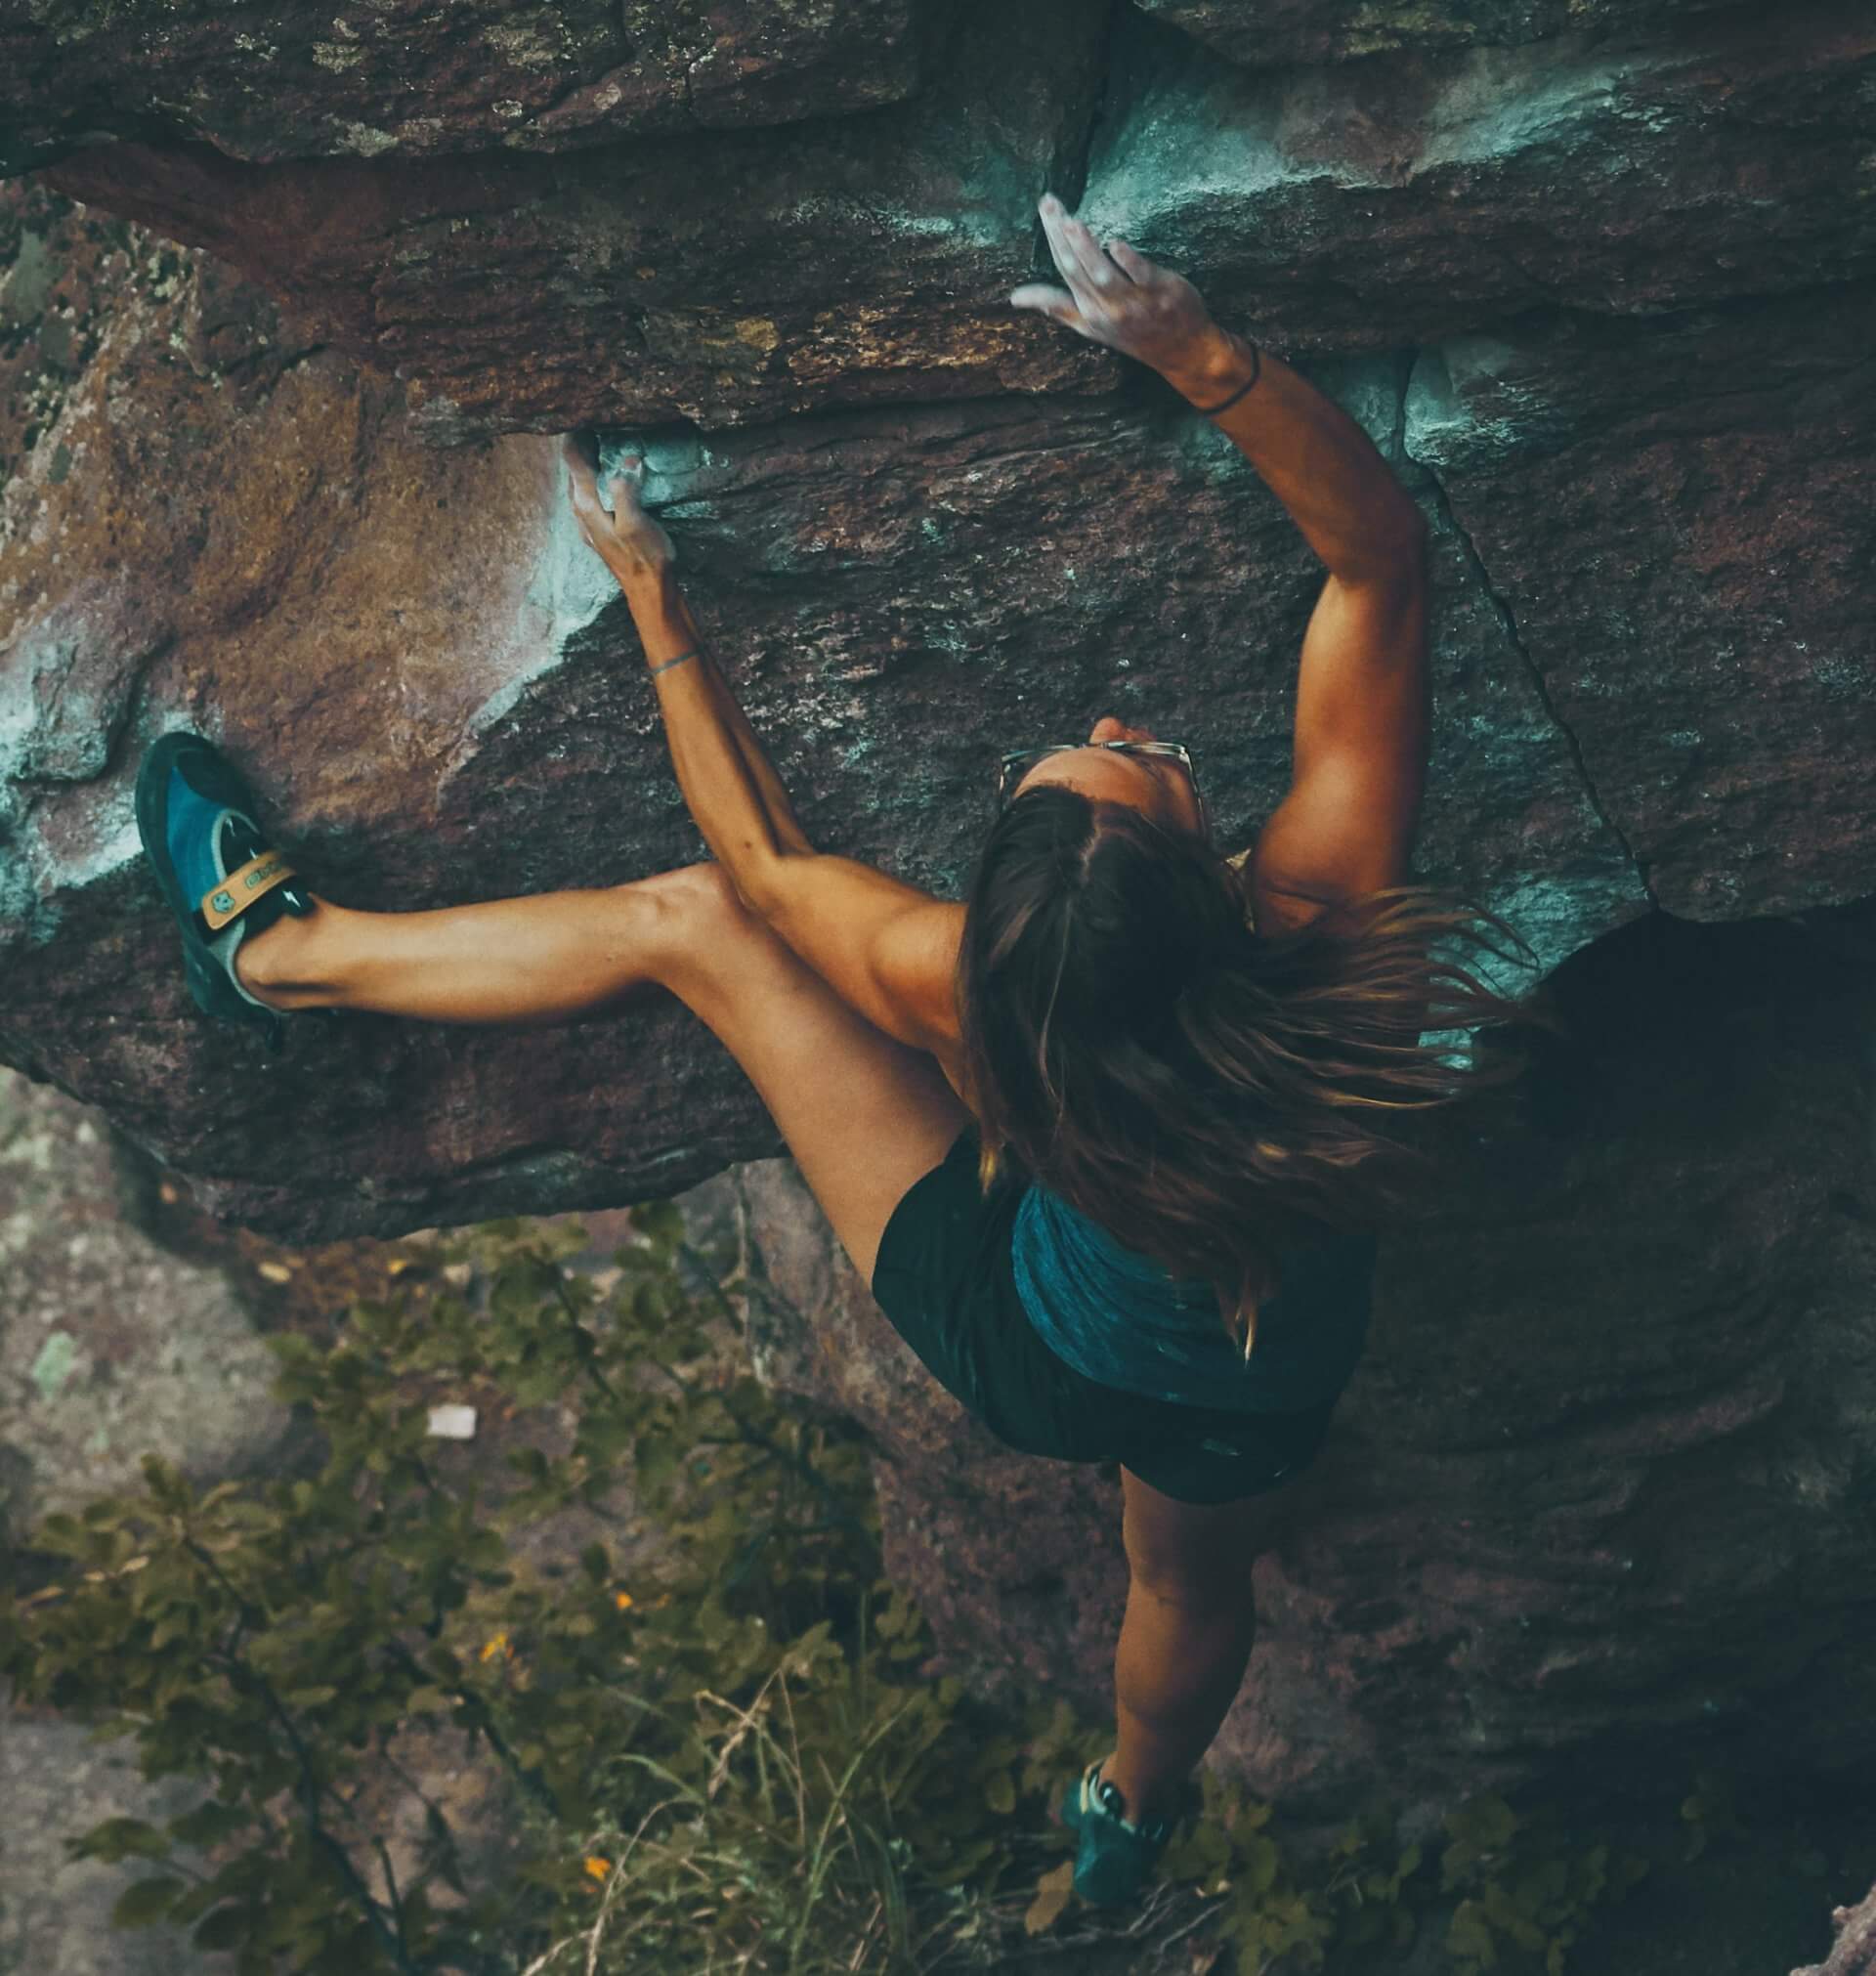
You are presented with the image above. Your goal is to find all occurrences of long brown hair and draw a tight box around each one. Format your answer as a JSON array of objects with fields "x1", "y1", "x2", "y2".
[{"x1": 954, "y1": 787, "x2": 1565, "y2": 1359}]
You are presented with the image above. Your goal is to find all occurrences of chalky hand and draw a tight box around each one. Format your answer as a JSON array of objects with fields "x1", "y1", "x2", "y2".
[
  {"x1": 1008, "y1": 193, "x2": 1219, "y2": 378},
  {"x1": 561, "y1": 431, "x2": 677, "y2": 586}
]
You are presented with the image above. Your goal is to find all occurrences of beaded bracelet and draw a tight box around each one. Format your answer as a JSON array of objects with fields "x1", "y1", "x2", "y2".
[
  {"x1": 650, "y1": 646, "x2": 701, "y2": 677},
  {"x1": 1193, "y1": 340, "x2": 1261, "y2": 416}
]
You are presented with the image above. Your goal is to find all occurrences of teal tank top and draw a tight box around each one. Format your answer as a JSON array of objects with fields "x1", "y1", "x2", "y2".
[{"x1": 1008, "y1": 1183, "x2": 1378, "y2": 1415}]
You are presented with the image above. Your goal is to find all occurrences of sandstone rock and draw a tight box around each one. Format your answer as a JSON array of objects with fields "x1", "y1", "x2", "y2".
[
  {"x1": 0, "y1": 1063, "x2": 298, "y2": 1539},
  {"x1": 1077, "y1": 1, "x2": 1876, "y2": 355},
  {"x1": 7, "y1": 153, "x2": 1871, "y2": 1224},
  {"x1": 1797, "y1": 1881, "x2": 1876, "y2": 1976},
  {"x1": 1404, "y1": 288, "x2": 1876, "y2": 922},
  {"x1": 30, "y1": 5, "x2": 1873, "y2": 439},
  {"x1": 0, "y1": 0, "x2": 943, "y2": 176},
  {"x1": 0, "y1": 1713, "x2": 234, "y2": 1976},
  {"x1": 32, "y1": 0, "x2": 1115, "y2": 440},
  {"x1": 3, "y1": 9, "x2": 1876, "y2": 1969},
  {"x1": 1134, "y1": 0, "x2": 1740, "y2": 70},
  {"x1": 0, "y1": 183, "x2": 771, "y2": 1226},
  {"x1": 2, "y1": 179, "x2": 1640, "y2": 1238}
]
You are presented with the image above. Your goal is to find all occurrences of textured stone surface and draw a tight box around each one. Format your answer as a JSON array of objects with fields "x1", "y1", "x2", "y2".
[
  {"x1": 1798, "y1": 1881, "x2": 1876, "y2": 1976},
  {"x1": 0, "y1": 1714, "x2": 234, "y2": 1976},
  {"x1": 4, "y1": 86, "x2": 1871, "y2": 1201},
  {"x1": 1, "y1": 178, "x2": 1649, "y2": 1239},
  {"x1": 0, "y1": 1060, "x2": 298, "y2": 1538},
  {"x1": 1075, "y1": 1, "x2": 1876, "y2": 356},
  {"x1": 1403, "y1": 290, "x2": 1876, "y2": 922},
  {"x1": 26, "y1": 1, "x2": 1873, "y2": 444},
  {"x1": 0, "y1": 0, "x2": 943, "y2": 176},
  {"x1": 32, "y1": 0, "x2": 1113, "y2": 441},
  {"x1": 1133, "y1": 0, "x2": 1741, "y2": 70},
  {"x1": 733, "y1": 903, "x2": 1876, "y2": 1834}
]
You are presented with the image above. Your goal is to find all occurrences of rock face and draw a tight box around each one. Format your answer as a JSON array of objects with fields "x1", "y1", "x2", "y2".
[
  {"x1": 3, "y1": 0, "x2": 1874, "y2": 1925},
  {"x1": 1797, "y1": 1881, "x2": 1876, "y2": 1976},
  {"x1": 0, "y1": 1059, "x2": 299, "y2": 1539},
  {"x1": 0, "y1": 0, "x2": 946, "y2": 176},
  {"x1": 22, "y1": 3, "x2": 1875, "y2": 438},
  {"x1": 2, "y1": 175, "x2": 1657, "y2": 1239},
  {"x1": 27, "y1": 0, "x2": 1114, "y2": 440},
  {"x1": 1134, "y1": 0, "x2": 1742, "y2": 69},
  {"x1": 0, "y1": 1717, "x2": 234, "y2": 1976}
]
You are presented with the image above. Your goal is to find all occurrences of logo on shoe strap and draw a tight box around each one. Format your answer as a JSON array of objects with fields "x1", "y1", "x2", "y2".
[{"x1": 211, "y1": 857, "x2": 285, "y2": 918}]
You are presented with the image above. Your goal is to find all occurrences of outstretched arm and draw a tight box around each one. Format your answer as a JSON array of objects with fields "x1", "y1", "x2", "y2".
[
  {"x1": 562, "y1": 434, "x2": 812, "y2": 890},
  {"x1": 1013, "y1": 197, "x2": 1428, "y2": 923},
  {"x1": 561, "y1": 436, "x2": 963, "y2": 1061},
  {"x1": 1161, "y1": 332, "x2": 1425, "y2": 579},
  {"x1": 1165, "y1": 336, "x2": 1429, "y2": 919}
]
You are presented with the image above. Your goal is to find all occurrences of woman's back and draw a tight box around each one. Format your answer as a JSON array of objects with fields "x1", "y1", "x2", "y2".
[
  {"x1": 1008, "y1": 1179, "x2": 1378, "y2": 1416},
  {"x1": 1000, "y1": 853, "x2": 1379, "y2": 1412}
]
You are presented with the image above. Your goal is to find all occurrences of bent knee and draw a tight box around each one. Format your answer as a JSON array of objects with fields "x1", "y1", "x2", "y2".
[
  {"x1": 637, "y1": 859, "x2": 753, "y2": 924},
  {"x1": 635, "y1": 860, "x2": 776, "y2": 991}
]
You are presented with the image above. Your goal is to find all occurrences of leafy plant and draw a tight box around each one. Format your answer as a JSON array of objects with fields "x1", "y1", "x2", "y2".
[
  {"x1": 0, "y1": 1201, "x2": 1701, "y2": 1974},
  {"x1": 3, "y1": 1207, "x2": 1099, "y2": 1973}
]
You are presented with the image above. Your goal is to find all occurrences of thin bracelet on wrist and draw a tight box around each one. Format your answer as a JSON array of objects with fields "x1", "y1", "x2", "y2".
[
  {"x1": 1191, "y1": 337, "x2": 1260, "y2": 417},
  {"x1": 650, "y1": 646, "x2": 701, "y2": 677}
]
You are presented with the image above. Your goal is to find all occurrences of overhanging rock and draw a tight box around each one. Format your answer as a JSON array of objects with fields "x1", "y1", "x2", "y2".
[{"x1": 4, "y1": 4, "x2": 1876, "y2": 1930}]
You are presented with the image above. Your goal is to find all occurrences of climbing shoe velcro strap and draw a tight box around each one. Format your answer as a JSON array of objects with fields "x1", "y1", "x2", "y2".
[{"x1": 199, "y1": 851, "x2": 299, "y2": 932}]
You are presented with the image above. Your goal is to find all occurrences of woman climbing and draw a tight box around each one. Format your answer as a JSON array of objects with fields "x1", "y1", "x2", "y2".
[{"x1": 136, "y1": 193, "x2": 1548, "y2": 1907}]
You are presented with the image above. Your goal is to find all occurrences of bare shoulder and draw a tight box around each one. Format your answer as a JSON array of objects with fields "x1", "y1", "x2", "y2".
[
  {"x1": 873, "y1": 896, "x2": 967, "y2": 1054},
  {"x1": 1245, "y1": 557, "x2": 1430, "y2": 934}
]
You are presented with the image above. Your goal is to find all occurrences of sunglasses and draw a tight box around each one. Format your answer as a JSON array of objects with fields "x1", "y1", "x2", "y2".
[{"x1": 997, "y1": 741, "x2": 1211, "y2": 842}]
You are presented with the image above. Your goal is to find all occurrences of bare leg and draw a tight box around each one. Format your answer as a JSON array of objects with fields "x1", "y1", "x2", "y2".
[
  {"x1": 233, "y1": 882, "x2": 676, "y2": 1028},
  {"x1": 232, "y1": 862, "x2": 968, "y2": 1287},
  {"x1": 1099, "y1": 1576, "x2": 1258, "y2": 1825},
  {"x1": 1094, "y1": 1467, "x2": 1282, "y2": 1825}
]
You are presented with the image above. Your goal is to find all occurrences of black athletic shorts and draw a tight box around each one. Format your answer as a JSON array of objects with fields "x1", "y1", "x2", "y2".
[{"x1": 868, "y1": 1124, "x2": 1350, "y2": 1506}]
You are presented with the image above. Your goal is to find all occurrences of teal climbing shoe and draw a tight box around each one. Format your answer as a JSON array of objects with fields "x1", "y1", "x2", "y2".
[
  {"x1": 134, "y1": 730, "x2": 317, "y2": 1056},
  {"x1": 1059, "y1": 1759, "x2": 1175, "y2": 1907}
]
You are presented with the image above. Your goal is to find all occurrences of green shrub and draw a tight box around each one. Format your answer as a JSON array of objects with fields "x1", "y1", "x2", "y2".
[
  {"x1": 1, "y1": 1204, "x2": 1679, "y2": 1973},
  {"x1": 2, "y1": 1207, "x2": 1106, "y2": 1973}
]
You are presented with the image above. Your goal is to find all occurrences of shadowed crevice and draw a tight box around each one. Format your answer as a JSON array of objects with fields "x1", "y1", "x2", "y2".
[{"x1": 1417, "y1": 447, "x2": 1661, "y2": 914}]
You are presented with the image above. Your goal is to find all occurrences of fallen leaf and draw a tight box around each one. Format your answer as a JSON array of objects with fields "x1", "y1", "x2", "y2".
[{"x1": 1024, "y1": 1862, "x2": 1074, "y2": 1935}]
